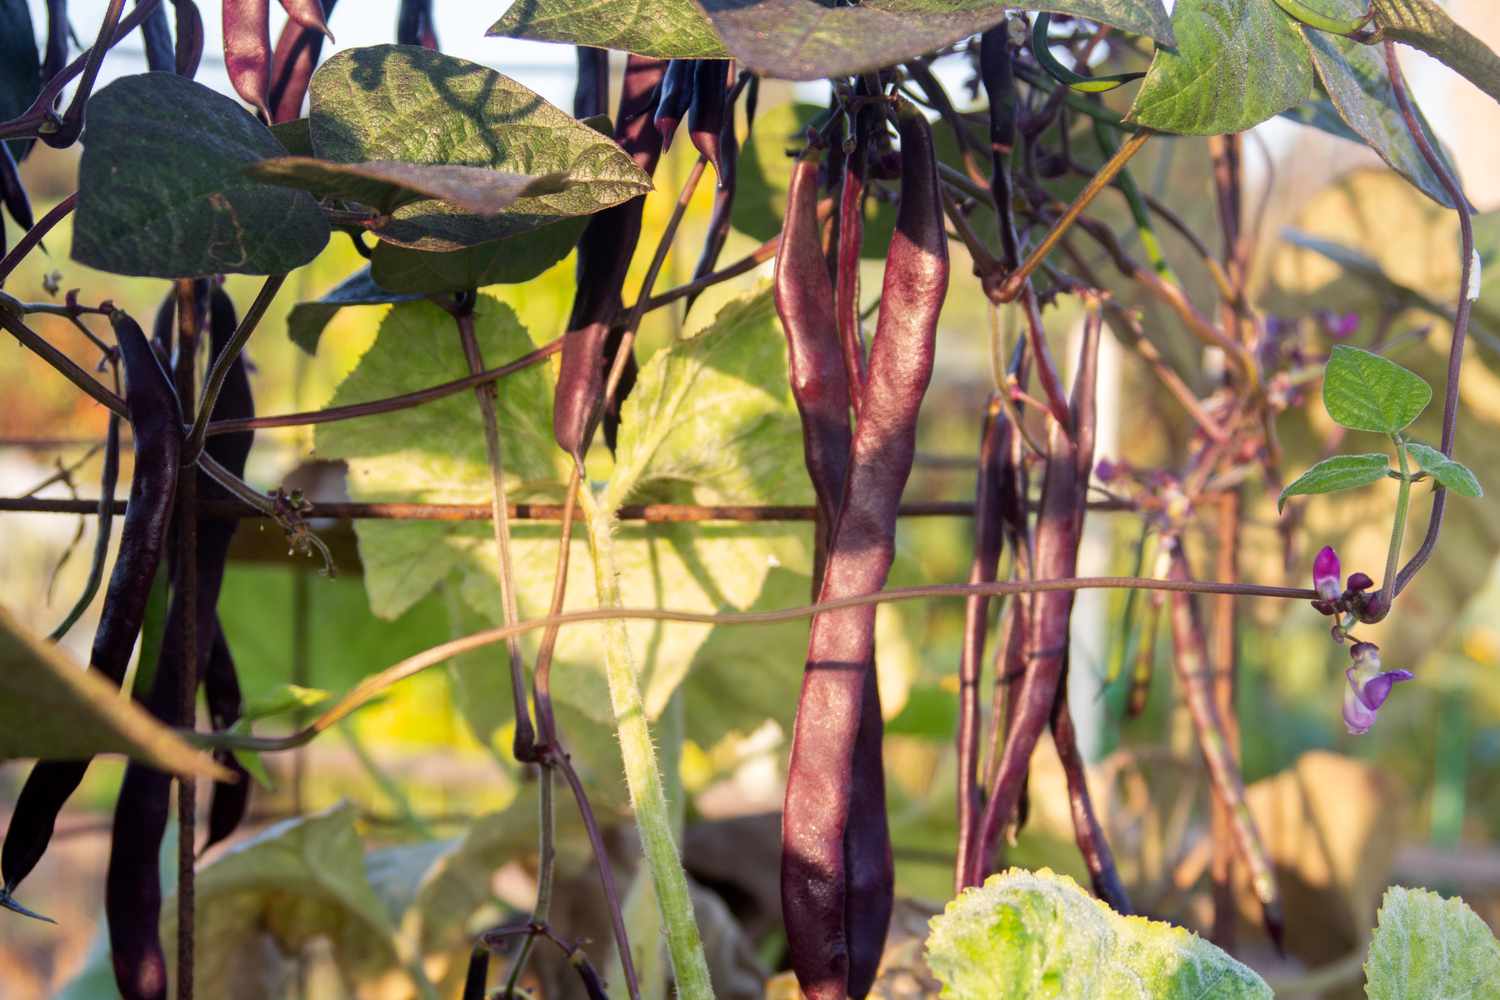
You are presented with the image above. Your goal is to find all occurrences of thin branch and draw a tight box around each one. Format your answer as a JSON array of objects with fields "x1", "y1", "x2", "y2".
[
  {"x1": 0, "y1": 309, "x2": 128, "y2": 417},
  {"x1": 183, "y1": 275, "x2": 287, "y2": 462},
  {"x1": 0, "y1": 193, "x2": 78, "y2": 285}
]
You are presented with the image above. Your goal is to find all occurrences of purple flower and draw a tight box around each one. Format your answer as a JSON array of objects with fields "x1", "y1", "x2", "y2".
[
  {"x1": 1342, "y1": 642, "x2": 1414, "y2": 735},
  {"x1": 1318, "y1": 310, "x2": 1360, "y2": 340},
  {"x1": 1314, "y1": 546, "x2": 1342, "y2": 603}
]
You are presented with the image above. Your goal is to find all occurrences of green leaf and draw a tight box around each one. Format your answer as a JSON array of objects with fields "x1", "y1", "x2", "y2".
[
  {"x1": 488, "y1": 0, "x2": 728, "y2": 58},
  {"x1": 0, "y1": 604, "x2": 228, "y2": 779},
  {"x1": 369, "y1": 214, "x2": 587, "y2": 295},
  {"x1": 700, "y1": 1, "x2": 1173, "y2": 81},
  {"x1": 1128, "y1": 0, "x2": 1314, "y2": 135},
  {"x1": 1322, "y1": 344, "x2": 1432, "y2": 433},
  {"x1": 74, "y1": 74, "x2": 331, "y2": 277},
  {"x1": 287, "y1": 266, "x2": 422, "y2": 355},
  {"x1": 1405, "y1": 442, "x2": 1484, "y2": 498},
  {"x1": 1364, "y1": 886, "x2": 1500, "y2": 999},
  {"x1": 246, "y1": 157, "x2": 571, "y2": 219},
  {"x1": 1373, "y1": 0, "x2": 1500, "y2": 107},
  {"x1": 270, "y1": 116, "x2": 314, "y2": 156},
  {"x1": 926, "y1": 867, "x2": 1273, "y2": 999},
  {"x1": 1278, "y1": 453, "x2": 1391, "y2": 511},
  {"x1": 162, "y1": 803, "x2": 408, "y2": 995},
  {"x1": 72, "y1": 73, "x2": 330, "y2": 277},
  {"x1": 308, "y1": 46, "x2": 650, "y2": 251},
  {"x1": 1299, "y1": 10, "x2": 1457, "y2": 208},
  {"x1": 0, "y1": 0, "x2": 40, "y2": 162}
]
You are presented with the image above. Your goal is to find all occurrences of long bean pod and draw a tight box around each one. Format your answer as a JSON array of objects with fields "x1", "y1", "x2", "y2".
[
  {"x1": 684, "y1": 78, "x2": 740, "y2": 315},
  {"x1": 687, "y1": 60, "x2": 730, "y2": 179},
  {"x1": 1, "y1": 311, "x2": 181, "y2": 898},
  {"x1": 782, "y1": 105, "x2": 946, "y2": 1000},
  {"x1": 136, "y1": 0, "x2": 175, "y2": 73},
  {"x1": 268, "y1": 0, "x2": 336, "y2": 123},
  {"x1": 653, "y1": 59, "x2": 695, "y2": 152},
  {"x1": 574, "y1": 46, "x2": 609, "y2": 120},
  {"x1": 171, "y1": 0, "x2": 204, "y2": 77},
  {"x1": 223, "y1": 0, "x2": 272, "y2": 118},
  {"x1": 42, "y1": 0, "x2": 69, "y2": 88}
]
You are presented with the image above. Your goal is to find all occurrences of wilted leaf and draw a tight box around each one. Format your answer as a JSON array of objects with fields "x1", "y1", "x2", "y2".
[
  {"x1": 1128, "y1": 0, "x2": 1313, "y2": 135},
  {"x1": 1323, "y1": 344, "x2": 1432, "y2": 434},
  {"x1": 488, "y1": 0, "x2": 728, "y2": 58},
  {"x1": 925, "y1": 868, "x2": 1272, "y2": 998},
  {"x1": 1405, "y1": 442, "x2": 1483, "y2": 498},
  {"x1": 0, "y1": 604, "x2": 228, "y2": 779},
  {"x1": 701, "y1": 0, "x2": 1172, "y2": 81},
  {"x1": 308, "y1": 46, "x2": 650, "y2": 250},
  {"x1": 1279, "y1": 453, "x2": 1392, "y2": 511},
  {"x1": 287, "y1": 266, "x2": 422, "y2": 354},
  {"x1": 1364, "y1": 885, "x2": 1500, "y2": 999},
  {"x1": 369, "y1": 215, "x2": 587, "y2": 295},
  {"x1": 1373, "y1": 0, "x2": 1500, "y2": 107},
  {"x1": 247, "y1": 157, "x2": 570, "y2": 219}
]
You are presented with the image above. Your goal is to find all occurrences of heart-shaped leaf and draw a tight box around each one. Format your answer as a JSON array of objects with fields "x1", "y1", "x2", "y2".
[
  {"x1": 1373, "y1": 0, "x2": 1500, "y2": 107},
  {"x1": 1128, "y1": 0, "x2": 1314, "y2": 135},
  {"x1": 699, "y1": 0, "x2": 1173, "y2": 82},
  {"x1": 488, "y1": 0, "x2": 728, "y2": 58},
  {"x1": 1405, "y1": 442, "x2": 1483, "y2": 498},
  {"x1": 1279, "y1": 453, "x2": 1392, "y2": 511},
  {"x1": 0, "y1": 604, "x2": 228, "y2": 779},
  {"x1": 246, "y1": 157, "x2": 571, "y2": 218},
  {"x1": 1322, "y1": 344, "x2": 1432, "y2": 434},
  {"x1": 72, "y1": 73, "x2": 331, "y2": 277},
  {"x1": 308, "y1": 45, "x2": 650, "y2": 251}
]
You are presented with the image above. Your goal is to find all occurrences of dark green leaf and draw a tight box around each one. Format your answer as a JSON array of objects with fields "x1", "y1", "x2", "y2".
[
  {"x1": 287, "y1": 266, "x2": 422, "y2": 355},
  {"x1": 488, "y1": 0, "x2": 728, "y2": 58},
  {"x1": 246, "y1": 156, "x2": 570, "y2": 218},
  {"x1": 269, "y1": 117, "x2": 315, "y2": 156},
  {"x1": 0, "y1": 0, "x2": 40, "y2": 161},
  {"x1": 1278, "y1": 453, "x2": 1391, "y2": 511},
  {"x1": 1405, "y1": 442, "x2": 1483, "y2": 498},
  {"x1": 369, "y1": 215, "x2": 587, "y2": 295},
  {"x1": 1128, "y1": 0, "x2": 1314, "y2": 135},
  {"x1": 1322, "y1": 344, "x2": 1432, "y2": 433},
  {"x1": 308, "y1": 45, "x2": 650, "y2": 251},
  {"x1": 701, "y1": 1, "x2": 1173, "y2": 81},
  {"x1": 1373, "y1": 0, "x2": 1500, "y2": 107},
  {"x1": 72, "y1": 73, "x2": 330, "y2": 277},
  {"x1": 1280, "y1": 90, "x2": 1364, "y2": 144},
  {"x1": 1300, "y1": 10, "x2": 1456, "y2": 208},
  {"x1": 0, "y1": 605, "x2": 228, "y2": 778}
]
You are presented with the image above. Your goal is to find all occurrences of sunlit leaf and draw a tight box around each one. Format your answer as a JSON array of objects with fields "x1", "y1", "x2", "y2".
[
  {"x1": 1322, "y1": 344, "x2": 1432, "y2": 434},
  {"x1": 1405, "y1": 442, "x2": 1483, "y2": 498},
  {"x1": 1279, "y1": 453, "x2": 1392, "y2": 511},
  {"x1": 247, "y1": 157, "x2": 571, "y2": 219},
  {"x1": 488, "y1": 0, "x2": 728, "y2": 58},
  {"x1": 1373, "y1": 0, "x2": 1500, "y2": 107},
  {"x1": 1365, "y1": 886, "x2": 1500, "y2": 999}
]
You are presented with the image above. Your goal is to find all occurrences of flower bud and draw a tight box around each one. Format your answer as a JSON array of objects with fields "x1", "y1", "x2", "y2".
[
  {"x1": 1342, "y1": 642, "x2": 1414, "y2": 735},
  {"x1": 1346, "y1": 572, "x2": 1373, "y2": 592},
  {"x1": 1314, "y1": 546, "x2": 1341, "y2": 603}
]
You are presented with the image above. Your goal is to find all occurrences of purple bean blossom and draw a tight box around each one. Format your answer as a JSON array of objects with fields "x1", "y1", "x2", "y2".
[{"x1": 1342, "y1": 642, "x2": 1413, "y2": 735}]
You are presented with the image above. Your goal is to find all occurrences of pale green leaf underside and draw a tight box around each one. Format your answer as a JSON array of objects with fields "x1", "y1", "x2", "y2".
[
  {"x1": 246, "y1": 157, "x2": 570, "y2": 220},
  {"x1": 1365, "y1": 886, "x2": 1500, "y2": 999},
  {"x1": 699, "y1": 0, "x2": 1173, "y2": 82},
  {"x1": 72, "y1": 73, "x2": 330, "y2": 277},
  {"x1": 926, "y1": 868, "x2": 1273, "y2": 999},
  {"x1": 1301, "y1": 17, "x2": 1455, "y2": 209},
  {"x1": 488, "y1": 0, "x2": 729, "y2": 58},
  {"x1": 1373, "y1": 0, "x2": 1500, "y2": 107},
  {"x1": 0, "y1": 605, "x2": 228, "y2": 778},
  {"x1": 1405, "y1": 442, "x2": 1483, "y2": 498},
  {"x1": 1279, "y1": 453, "x2": 1391, "y2": 510},
  {"x1": 1322, "y1": 344, "x2": 1431, "y2": 433},
  {"x1": 1128, "y1": 0, "x2": 1313, "y2": 135},
  {"x1": 309, "y1": 46, "x2": 649, "y2": 251}
]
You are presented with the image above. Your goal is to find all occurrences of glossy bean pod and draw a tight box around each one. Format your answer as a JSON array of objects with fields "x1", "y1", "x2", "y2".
[
  {"x1": 136, "y1": 0, "x2": 176, "y2": 73},
  {"x1": 223, "y1": 0, "x2": 272, "y2": 118},
  {"x1": 574, "y1": 46, "x2": 609, "y2": 120},
  {"x1": 687, "y1": 59, "x2": 730, "y2": 178},
  {"x1": 268, "y1": 0, "x2": 337, "y2": 122},
  {"x1": 652, "y1": 59, "x2": 695, "y2": 151},
  {"x1": 42, "y1": 0, "x2": 69, "y2": 88},
  {"x1": 170, "y1": 0, "x2": 205, "y2": 78},
  {"x1": 277, "y1": 0, "x2": 330, "y2": 36},
  {"x1": 0, "y1": 144, "x2": 33, "y2": 232},
  {"x1": 2, "y1": 312, "x2": 181, "y2": 896}
]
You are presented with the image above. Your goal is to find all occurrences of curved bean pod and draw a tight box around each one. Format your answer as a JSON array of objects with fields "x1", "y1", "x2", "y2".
[
  {"x1": 268, "y1": 0, "x2": 337, "y2": 123},
  {"x1": 171, "y1": 0, "x2": 205, "y2": 77},
  {"x1": 653, "y1": 59, "x2": 695, "y2": 152},
  {"x1": 687, "y1": 60, "x2": 730, "y2": 179},
  {"x1": 137, "y1": 0, "x2": 176, "y2": 73},
  {"x1": 223, "y1": 0, "x2": 272, "y2": 118}
]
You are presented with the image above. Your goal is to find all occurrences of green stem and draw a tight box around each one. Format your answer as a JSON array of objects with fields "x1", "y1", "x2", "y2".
[
  {"x1": 578, "y1": 488, "x2": 712, "y2": 1000},
  {"x1": 1382, "y1": 437, "x2": 1412, "y2": 603}
]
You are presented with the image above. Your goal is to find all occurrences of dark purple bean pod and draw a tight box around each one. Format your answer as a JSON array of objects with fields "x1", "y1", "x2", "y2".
[
  {"x1": 552, "y1": 55, "x2": 665, "y2": 464},
  {"x1": 277, "y1": 0, "x2": 330, "y2": 36},
  {"x1": 267, "y1": 0, "x2": 336, "y2": 123},
  {"x1": 574, "y1": 46, "x2": 609, "y2": 121},
  {"x1": 834, "y1": 103, "x2": 874, "y2": 410},
  {"x1": 461, "y1": 946, "x2": 489, "y2": 1000},
  {"x1": 843, "y1": 665, "x2": 892, "y2": 1000},
  {"x1": 150, "y1": 289, "x2": 175, "y2": 364},
  {"x1": 202, "y1": 626, "x2": 250, "y2": 852},
  {"x1": 1049, "y1": 655, "x2": 1131, "y2": 912},
  {"x1": 1, "y1": 311, "x2": 181, "y2": 897},
  {"x1": 42, "y1": 0, "x2": 69, "y2": 91},
  {"x1": 568, "y1": 947, "x2": 611, "y2": 1000},
  {"x1": 223, "y1": 0, "x2": 272, "y2": 118},
  {"x1": 970, "y1": 301, "x2": 1101, "y2": 887},
  {"x1": 600, "y1": 322, "x2": 635, "y2": 453},
  {"x1": 979, "y1": 25, "x2": 1021, "y2": 268},
  {"x1": 782, "y1": 105, "x2": 946, "y2": 1000},
  {"x1": 395, "y1": 0, "x2": 436, "y2": 48},
  {"x1": 1, "y1": 143, "x2": 33, "y2": 232},
  {"x1": 653, "y1": 59, "x2": 695, "y2": 152},
  {"x1": 135, "y1": 0, "x2": 176, "y2": 73},
  {"x1": 106, "y1": 748, "x2": 174, "y2": 1000},
  {"x1": 683, "y1": 91, "x2": 738, "y2": 315},
  {"x1": 687, "y1": 60, "x2": 730, "y2": 179},
  {"x1": 171, "y1": 0, "x2": 205, "y2": 78},
  {"x1": 1165, "y1": 536, "x2": 1285, "y2": 949},
  {"x1": 954, "y1": 397, "x2": 1008, "y2": 893}
]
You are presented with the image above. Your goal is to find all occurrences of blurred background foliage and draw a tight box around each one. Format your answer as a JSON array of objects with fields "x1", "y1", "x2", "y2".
[{"x1": 4, "y1": 2, "x2": 1500, "y2": 998}]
